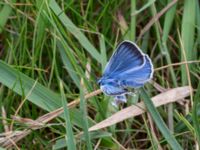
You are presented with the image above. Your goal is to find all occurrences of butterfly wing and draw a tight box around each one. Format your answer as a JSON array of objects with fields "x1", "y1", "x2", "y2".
[
  {"x1": 118, "y1": 55, "x2": 153, "y2": 88},
  {"x1": 100, "y1": 40, "x2": 153, "y2": 100},
  {"x1": 103, "y1": 41, "x2": 145, "y2": 77}
]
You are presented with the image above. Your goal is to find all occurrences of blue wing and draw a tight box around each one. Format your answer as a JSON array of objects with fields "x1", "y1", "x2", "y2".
[
  {"x1": 103, "y1": 41, "x2": 145, "y2": 77},
  {"x1": 118, "y1": 55, "x2": 153, "y2": 88}
]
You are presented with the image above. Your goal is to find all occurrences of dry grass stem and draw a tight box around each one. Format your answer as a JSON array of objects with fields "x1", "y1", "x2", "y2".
[
  {"x1": 89, "y1": 86, "x2": 190, "y2": 131},
  {"x1": 137, "y1": 0, "x2": 178, "y2": 41}
]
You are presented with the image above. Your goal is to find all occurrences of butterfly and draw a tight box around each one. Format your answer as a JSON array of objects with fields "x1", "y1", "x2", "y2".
[{"x1": 98, "y1": 40, "x2": 153, "y2": 106}]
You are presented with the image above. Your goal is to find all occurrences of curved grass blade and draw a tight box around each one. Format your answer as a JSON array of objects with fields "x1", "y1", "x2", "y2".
[
  {"x1": 57, "y1": 41, "x2": 80, "y2": 88},
  {"x1": 132, "y1": 0, "x2": 156, "y2": 16},
  {"x1": 49, "y1": 0, "x2": 101, "y2": 62}
]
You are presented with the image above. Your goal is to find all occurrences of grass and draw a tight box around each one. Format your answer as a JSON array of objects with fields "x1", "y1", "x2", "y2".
[{"x1": 0, "y1": 0, "x2": 199, "y2": 149}]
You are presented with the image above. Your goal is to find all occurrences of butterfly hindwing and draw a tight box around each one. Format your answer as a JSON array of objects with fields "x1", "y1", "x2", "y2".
[
  {"x1": 100, "y1": 84, "x2": 127, "y2": 96},
  {"x1": 118, "y1": 55, "x2": 153, "y2": 88}
]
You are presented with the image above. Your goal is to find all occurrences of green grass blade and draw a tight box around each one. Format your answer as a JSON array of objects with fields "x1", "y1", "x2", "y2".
[
  {"x1": 49, "y1": 0, "x2": 101, "y2": 62},
  {"x1": 41, "y1": 8, "x2": 84, "y2": 89},
  {"x1": 140, "y1": 88, "x2": 182, "y2": 150},
  {"x1": 59, "y1": 80, "x2": 76, "y2": 150},
  {"x1": 181, "y1": 0, "x2": 196, "y2": 85},
  {"x1": 133, "y1": 0, "x2": 156, "y2": 16},
  {"x1": 192, "y1": 83, "x2": 200, "y2": 145},
  {"x1": 160, "y1": 0, "x2": 178, "y2": 132},
  {"x1": 162, "y1": 0, "x2": 177, "y2": 42},
  {"x1": 194, "y1": 0, "x2": 200, "y2": 49},
  {"x1": 79, "y1": 80, "x2": 93, "y2": 150},
  {"x1": 57, "y1": 41, "x2": 80, "y2": 88},
  {"x1": 99, "y1": 34, "x2": 107, "y2": 71},
  {"x1": 0, "y1": 0, "x2": 16, "y2": 33},
  {"x1": 0, "y1": 60, "x2": 62, "y2": 112},
  {"x1": 175, "y1": 112, "x2": 194, "y2": 133},
  {"x1": 130, "y1": 0, "x2": 136, "y2": 41},
  {"x1": 174, "y1": 113, "x2": 192, "y2": 133},
  {"x1": 152, "y1": 2, "x2": 177, "y2": 87}
]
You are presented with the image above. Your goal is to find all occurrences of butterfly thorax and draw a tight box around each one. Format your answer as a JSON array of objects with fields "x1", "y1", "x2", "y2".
[{"x1": 98, "y1": 76, "x2": 118, "y2": 87}]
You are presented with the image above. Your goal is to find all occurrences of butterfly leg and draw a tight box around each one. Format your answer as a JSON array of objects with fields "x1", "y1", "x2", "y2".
[{"x1": 112, "y1": 94, "x2": 127, "y2": 106}]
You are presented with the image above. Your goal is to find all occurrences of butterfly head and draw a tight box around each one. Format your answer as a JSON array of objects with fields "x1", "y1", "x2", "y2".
[{"x1": 97, "y1": 77, "x2": 108, "y2": 87}]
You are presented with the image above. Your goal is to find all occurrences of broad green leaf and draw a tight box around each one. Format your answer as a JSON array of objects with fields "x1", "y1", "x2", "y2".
[{"x1": 0, "y1": 60, "x2": 62, "y2": 112}]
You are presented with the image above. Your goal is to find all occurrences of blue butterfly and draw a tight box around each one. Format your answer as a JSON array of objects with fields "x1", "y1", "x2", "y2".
[{"x1": 98, "y1": 40, "x2": 153, "y2": 106}]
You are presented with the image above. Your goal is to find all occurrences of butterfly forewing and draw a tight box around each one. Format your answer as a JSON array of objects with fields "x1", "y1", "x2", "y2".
[{"x1": 103, "y1": 41, "x2": 145, "y2": 77}]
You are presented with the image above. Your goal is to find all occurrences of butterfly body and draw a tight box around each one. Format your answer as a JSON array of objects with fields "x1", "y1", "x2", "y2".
[
  {"x1": 99, "y1": 40, "x2": 153, "y2": 105},
  {"x1": 98, "y1": 77, "x2": 128, "y2": 96}
]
